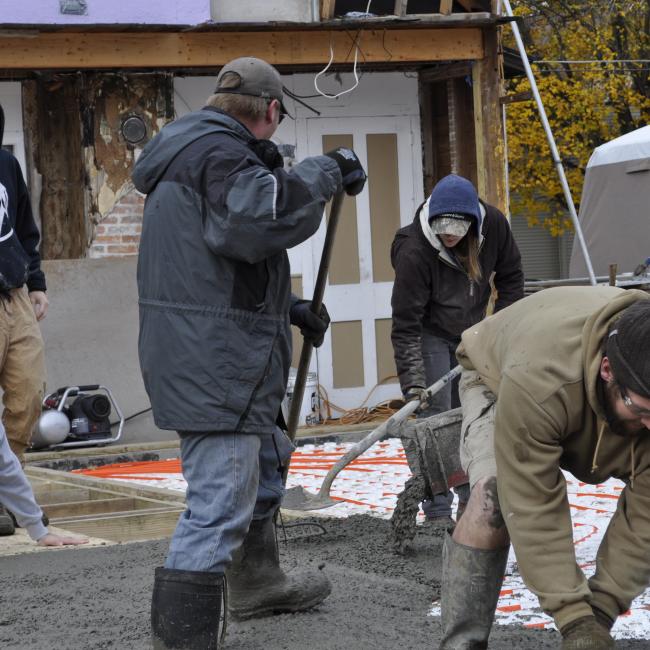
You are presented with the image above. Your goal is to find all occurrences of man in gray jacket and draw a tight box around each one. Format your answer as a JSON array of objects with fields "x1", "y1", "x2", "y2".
[{"x1": 133, "y1": 57, "x2": 366, "y2": 649}]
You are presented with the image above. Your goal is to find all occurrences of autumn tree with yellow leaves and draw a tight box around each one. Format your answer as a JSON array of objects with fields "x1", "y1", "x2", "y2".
[{"x1": 505, "y1": 0, "x2": 650, "y2": 235}]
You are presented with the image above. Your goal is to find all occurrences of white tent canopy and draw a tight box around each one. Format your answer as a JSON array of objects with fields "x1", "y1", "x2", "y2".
[{"x1": 570, "y1": 125, "x2": 650, "y2": 277}]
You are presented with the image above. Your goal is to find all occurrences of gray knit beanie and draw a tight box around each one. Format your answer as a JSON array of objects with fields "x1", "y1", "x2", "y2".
[{"x1": 606, "y1": 300, "x2": 650, "y2": 398}]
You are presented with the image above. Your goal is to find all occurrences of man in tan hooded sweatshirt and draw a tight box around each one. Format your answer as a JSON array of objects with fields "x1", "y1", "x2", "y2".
[{"x1": 440, "y1": 285, "x2": 650, "y2": 650}]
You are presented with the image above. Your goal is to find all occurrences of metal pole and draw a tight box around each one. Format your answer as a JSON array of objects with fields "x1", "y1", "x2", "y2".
[{"x1": 502, "y1": 0, "x2": 597, "y2": 286}]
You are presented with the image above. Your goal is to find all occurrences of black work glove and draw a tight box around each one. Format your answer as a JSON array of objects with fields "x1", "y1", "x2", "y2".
[
  {"x1": 324, "y1": 147, "x2": 367, "y2": 196},
  {"x1": 289, "y1": 300, "x2": 330, "y2": 348},
  {"x1": 560, "y1": 616, "x2": 615, "y2": 649}
]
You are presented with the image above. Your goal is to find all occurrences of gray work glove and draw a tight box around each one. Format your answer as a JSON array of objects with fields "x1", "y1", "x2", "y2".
[
  {"x1": 405, "y1": 386, "x2": 429, "y2": 410},
  {"x1": 324, "y1": 147, "x2": 367, "y2": 196},
  {"x1": 560, "y1": 616, "x2": 615, "y2": 649},
  {"x1": 289, "y1": 300, "x2": 330, "y2": 348}
]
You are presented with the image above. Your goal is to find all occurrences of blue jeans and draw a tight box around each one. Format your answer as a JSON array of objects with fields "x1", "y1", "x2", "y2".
[
  {"x1": 418, "y1": 332, "x2": 464, "y2": 518},
  {"x1": 165, "y1": 427, "x2": 294, "y2": 574}
]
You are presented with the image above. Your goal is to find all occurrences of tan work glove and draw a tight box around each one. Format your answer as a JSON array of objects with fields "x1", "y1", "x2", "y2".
[{"x1": 560, "y1": 616, "x2": 615, "y2": 649}]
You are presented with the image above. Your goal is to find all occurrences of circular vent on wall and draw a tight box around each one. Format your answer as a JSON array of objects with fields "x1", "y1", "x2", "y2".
[{"x1": 120, "y1": 114, "x2": 148, "y2": 145}]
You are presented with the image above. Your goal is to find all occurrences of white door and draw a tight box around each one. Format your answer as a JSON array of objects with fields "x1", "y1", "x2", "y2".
[{"x1": 301, "y1": 116, "x2": 424, "y2": 412}]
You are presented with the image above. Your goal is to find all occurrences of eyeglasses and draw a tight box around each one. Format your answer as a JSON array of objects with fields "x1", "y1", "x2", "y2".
[{"x1": 619, "y1": 384, "x2": 650, "y2": 418}]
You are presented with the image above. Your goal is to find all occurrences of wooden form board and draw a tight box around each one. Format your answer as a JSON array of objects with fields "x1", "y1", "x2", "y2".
[
  {"x1": 0, "y1": 28, "x2": 483, "y2": 70},
  {"x1": 25, "y1": 467, "x2": 185, "y2": 542}
]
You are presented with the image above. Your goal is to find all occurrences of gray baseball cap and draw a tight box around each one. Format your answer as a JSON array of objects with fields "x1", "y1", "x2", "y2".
[{"x1": 215, "y1": 57, "x2": 288, "y2": 116}]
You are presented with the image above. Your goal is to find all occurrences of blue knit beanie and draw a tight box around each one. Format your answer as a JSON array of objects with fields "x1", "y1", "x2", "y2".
[{"x1": 428, "y1": 174, "x2": 481, "y2": 230}]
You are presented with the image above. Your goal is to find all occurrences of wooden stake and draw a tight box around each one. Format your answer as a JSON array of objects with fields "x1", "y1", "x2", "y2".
[{"x1": 609, "y1": 264, "x2": 618, "y2": 286}]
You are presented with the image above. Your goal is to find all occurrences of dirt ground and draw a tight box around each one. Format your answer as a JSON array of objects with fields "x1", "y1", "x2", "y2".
[{"x1": 1, "y1": 515, "x2": 646, "y2": 650}]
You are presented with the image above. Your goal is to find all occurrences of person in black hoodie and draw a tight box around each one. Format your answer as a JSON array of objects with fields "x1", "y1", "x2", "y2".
[
  {"x1": 0, "y1": 103, "x2": 48, "y2": 536},
  {"x1": 391, "y1": 174, "x2": 524, "y2": 527}
]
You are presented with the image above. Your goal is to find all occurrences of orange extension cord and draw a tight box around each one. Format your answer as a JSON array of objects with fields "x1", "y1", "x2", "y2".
[{"x1": 318, "y1": 375, "x2": 405, "y2": 425}]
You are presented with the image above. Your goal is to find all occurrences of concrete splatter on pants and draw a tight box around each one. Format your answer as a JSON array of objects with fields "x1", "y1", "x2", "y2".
[
  {"x1": 0, "y1": 287, "x2": 45, "y2": 460},
  {"x1": 458, "y1": 368, "x2": 497, "y2": 489},
  {"x1": 419, "y1": 332, "x2": 462, "y2": 517}
]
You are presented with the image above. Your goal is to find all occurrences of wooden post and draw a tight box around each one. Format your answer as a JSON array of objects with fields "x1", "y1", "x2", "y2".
[
  {"x1": 472, "y1": 25, "x2": 506, "y2": 212},
  {"x1": 321, "y1": 0, "x2": 336, "y2": 20},
  {"x1": 394, "y1": 0, "x2": 408, "y2": 15},
  {"x1": 440, "y1": 0, "x2": 453, "y2": 15},
  {"x1": 609, "y1": 264, "x2": 618, "y2": 286}
]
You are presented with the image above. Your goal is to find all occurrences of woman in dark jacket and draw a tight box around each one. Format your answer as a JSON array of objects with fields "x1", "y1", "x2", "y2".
[{"x1": 391, "y1": 174, "x2": 524, "y2": 524}]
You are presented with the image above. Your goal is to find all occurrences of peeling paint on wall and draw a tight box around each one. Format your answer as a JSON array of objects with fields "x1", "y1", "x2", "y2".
[{"x1": 83, "y1": 73, "x2": 173, "y2": 252}]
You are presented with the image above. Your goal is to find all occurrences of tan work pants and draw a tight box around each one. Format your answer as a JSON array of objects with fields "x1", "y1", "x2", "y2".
[
  {"x1": 0, "y1": 287, "x2": 45, "y2": 460},
  {"x1": 458, "y1": 368, "x2": 498, "y2": 489}
]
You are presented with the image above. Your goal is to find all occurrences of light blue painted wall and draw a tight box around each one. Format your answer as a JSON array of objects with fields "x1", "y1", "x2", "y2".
[{"x1": 0, "y1": 0, "x2": 210, "y2": 25}]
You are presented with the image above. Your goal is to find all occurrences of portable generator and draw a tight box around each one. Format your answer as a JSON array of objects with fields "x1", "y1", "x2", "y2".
[{"x1": 33, "y1": 384, "x2": 124, "y2": 449}]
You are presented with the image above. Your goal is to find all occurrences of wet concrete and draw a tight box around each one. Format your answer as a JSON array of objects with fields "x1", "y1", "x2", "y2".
[{"x1": 1, "y1": 515, "x2": 646, "y2": 649}]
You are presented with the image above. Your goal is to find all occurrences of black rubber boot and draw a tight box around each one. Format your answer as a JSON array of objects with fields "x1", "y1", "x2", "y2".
[
  {"x1": 226, "y1": 517, "x2": 331, "y2": 619},
  {"x1": 151, "y1": 567, "x2": 224, "y2": 650},
  {"x1": 439, "y1": 533, "x2": 509, "y2": 649},
  {"x1": 0, "y1": 505, "x2": 16, "y2": 536}
]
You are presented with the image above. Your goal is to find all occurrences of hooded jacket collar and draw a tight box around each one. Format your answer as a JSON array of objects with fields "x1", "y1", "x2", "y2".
[{"x1": 132, "y1": 108, "x2": 253, "y2": 195}]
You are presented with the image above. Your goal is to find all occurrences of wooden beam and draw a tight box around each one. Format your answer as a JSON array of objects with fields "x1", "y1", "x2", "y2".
[
  {"x1": 394, "y1": 0, "x2": 408, "y2": 16},
  {"x1": 499, "y1": 90, "x2": 532, "y2": 105},
  {"x1": 0, "y1": 28, "x2": 484, "y2": 70},
  {"x1": 456, "y1": 0, "x2": 486, "y2": 10},
  {"x1": 419, "y1": 62, "x2": 472, "y2": 83},
  {"x1": 440, "y1": 0, "x2": 454, "y2": 15},
  {"x1": 321, "y1": 0, "x2": 336, "y2": 20}
]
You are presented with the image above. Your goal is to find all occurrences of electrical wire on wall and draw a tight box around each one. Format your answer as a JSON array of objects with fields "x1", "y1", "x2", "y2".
[{"x1": 313, "y1": 0, "x2": 375, "y2": 99}]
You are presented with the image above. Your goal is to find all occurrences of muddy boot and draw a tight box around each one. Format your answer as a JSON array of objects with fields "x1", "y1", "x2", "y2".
[
  {"x1": 226, "y1": 517, "x2": 331, "y2": 619},
  {"x1": 151, "y1": 567, "x2": 224, "y2": 649},
  {"x1": 0, "y1": 505, "x2": 15, "y2": 536},
  {"x1": 440, "y1": 533, "x2": 509, "y2": 649}
]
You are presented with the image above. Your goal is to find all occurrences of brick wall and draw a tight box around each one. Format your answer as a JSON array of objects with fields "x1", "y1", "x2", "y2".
[{"x1": 89, "y1": 190, "x2": 144, "y2": 258}]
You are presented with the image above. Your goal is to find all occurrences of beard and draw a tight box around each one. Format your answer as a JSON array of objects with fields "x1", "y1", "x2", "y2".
[{"x1": 602, "y1": 379, "x2": 648, "y2": 438}]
